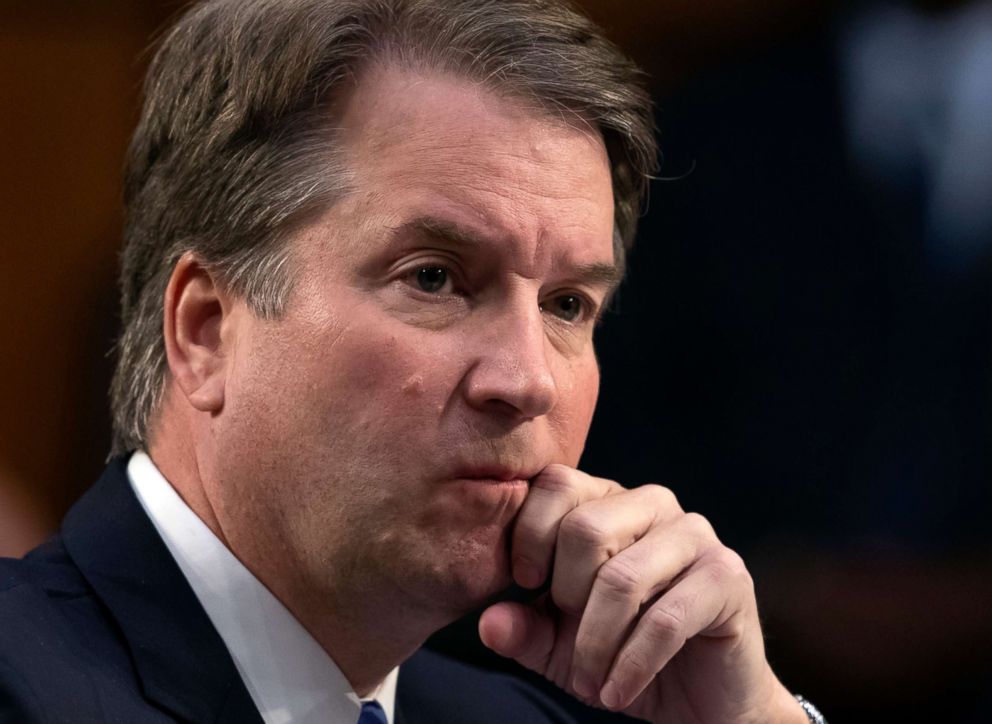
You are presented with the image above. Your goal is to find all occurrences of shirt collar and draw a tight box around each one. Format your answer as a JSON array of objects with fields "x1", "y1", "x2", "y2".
[{"x1": 127, "y1": 451, "x2": 398, "y2": 724}]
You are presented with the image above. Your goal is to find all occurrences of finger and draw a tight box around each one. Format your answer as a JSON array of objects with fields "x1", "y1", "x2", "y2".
[
  {"x1": 598, "y1": 547, "x2": 753, "y2": 712},
  {"x1": 551, "y1": 484, "x2": 683, "y2": 616},
  {"x1": 568, "y1": 512, "x2": 716, "y2": 699},
  {"x1": 479, "y1": 601, "x2": 558, "y2": 674},
  {"x1": 512, "y1": 465, "x2": 615, "y2": 588}
]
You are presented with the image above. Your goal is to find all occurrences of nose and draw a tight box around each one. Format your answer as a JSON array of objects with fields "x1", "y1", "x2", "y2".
[{"x1": 462, "y1": 301, "x2": 558, "y2": 420}]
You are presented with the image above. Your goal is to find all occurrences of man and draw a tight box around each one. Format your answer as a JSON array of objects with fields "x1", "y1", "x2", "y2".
[{"x1": 0, "y1": 1, "x2": 823, "y2": 722}]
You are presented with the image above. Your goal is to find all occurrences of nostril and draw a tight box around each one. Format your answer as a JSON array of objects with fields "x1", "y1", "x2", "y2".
[{"x1": 463, "y1": 359, "x2": 557, "y2": 419}]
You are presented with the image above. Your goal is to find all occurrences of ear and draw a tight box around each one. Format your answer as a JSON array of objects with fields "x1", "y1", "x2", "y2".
[{"x1": 163, "y1": 251, "x2": 236, "y2": 413}]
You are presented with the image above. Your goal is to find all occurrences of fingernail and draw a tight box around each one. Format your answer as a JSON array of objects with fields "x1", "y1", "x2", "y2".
[
  {"x1": 513, "y1": 559, "x2": 543, "y2": 588},
  {"x1": 600, "y1": 680, "x2": 622, "y2": 710},
  {"x1": 571, "y1": 672, "x2": 595, "y2": 700}
]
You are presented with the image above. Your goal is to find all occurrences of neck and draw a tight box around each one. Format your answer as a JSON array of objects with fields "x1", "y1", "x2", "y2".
[{"x1": 268, "y1": 573, "x2": 453, "y2": 696}]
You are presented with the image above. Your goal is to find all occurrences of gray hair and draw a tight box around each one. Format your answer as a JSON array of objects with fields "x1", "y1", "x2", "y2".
[{"x1": 110, "y1": 0, "x2": 657, "y2": 455}]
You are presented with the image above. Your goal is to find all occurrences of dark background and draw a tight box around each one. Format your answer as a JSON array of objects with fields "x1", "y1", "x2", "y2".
[{"x1": 2, "y1": 1, "x2": 990, "y2": 722}]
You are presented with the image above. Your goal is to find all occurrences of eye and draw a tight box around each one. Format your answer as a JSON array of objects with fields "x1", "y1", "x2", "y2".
[
  {"x1": 543, "y1": 294, "x2": 588, "y2": 323},
  {"x1": 414, "y1": 266, "x2": 450, "y2": 293}
]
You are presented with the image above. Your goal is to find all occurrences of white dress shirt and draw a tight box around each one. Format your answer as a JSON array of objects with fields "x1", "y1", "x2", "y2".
[{"x1": 127, "y1": 451, "x2": 398, "y2": 724}]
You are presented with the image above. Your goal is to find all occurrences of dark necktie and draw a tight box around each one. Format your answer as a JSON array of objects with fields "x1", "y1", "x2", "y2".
[{"x1": 358, "y1": 700, "x2": 388, "y2": 724}]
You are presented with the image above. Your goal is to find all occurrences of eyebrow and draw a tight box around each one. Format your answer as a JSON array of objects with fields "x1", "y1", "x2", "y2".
[
  {"x1": 401, "y1": 214, "x2": 622, "y2": 290},
  {"x1": 406, "y1": 215, "x2": 493, "y2": 248}
]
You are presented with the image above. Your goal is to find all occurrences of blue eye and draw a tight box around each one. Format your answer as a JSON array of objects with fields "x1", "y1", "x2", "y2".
[{"x1": 416, "y1": 266, "x2": 448, "y2": 293}]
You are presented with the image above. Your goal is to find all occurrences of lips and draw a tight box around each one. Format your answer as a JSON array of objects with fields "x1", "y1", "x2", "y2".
[
  {"x1": 451, "y1": 463, "x2": 544, "y2": 483},
  {"x1": 445, "y1": 462, "x2": 538, "y2": 513}
]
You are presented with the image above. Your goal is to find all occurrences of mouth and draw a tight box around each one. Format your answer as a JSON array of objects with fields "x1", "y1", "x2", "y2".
[
  {"x1": 452, "y1": 478, "x2": 530, "y2": 492},
  {"x1": 444, "y1": 463, "x2": 543, "y2": 512},
  {"x1": 451, "y1": 463, "x2": 544, "y2": 485}
]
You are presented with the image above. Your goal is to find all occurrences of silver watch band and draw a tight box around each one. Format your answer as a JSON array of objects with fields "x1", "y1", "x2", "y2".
[{"x1": 795, "y1": 695, "x2": 827, "y2": 724}]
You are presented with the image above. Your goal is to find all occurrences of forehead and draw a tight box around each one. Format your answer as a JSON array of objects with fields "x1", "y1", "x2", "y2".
[{"x1": 328, "y1": 64, "x2": 615, "y2": 270}]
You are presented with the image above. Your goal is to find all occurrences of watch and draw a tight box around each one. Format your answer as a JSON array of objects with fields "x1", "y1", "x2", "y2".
[{"x1": 795, "y1": 695, "x2": 827, "y2": 724}]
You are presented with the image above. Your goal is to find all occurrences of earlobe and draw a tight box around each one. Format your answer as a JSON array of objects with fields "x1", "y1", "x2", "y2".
[{"x1": 163, "y1": 252, "x2": 233, "y2": 413}]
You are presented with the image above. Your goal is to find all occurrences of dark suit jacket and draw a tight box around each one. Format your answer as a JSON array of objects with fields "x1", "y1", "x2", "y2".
[{"x1": 0, "y1": 458, "x2": 590, "y2": 723}]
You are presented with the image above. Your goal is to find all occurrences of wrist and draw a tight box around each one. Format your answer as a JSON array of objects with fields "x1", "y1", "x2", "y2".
[{"x1": 757, "y1": 678, "x2": 813, "y2": 724}]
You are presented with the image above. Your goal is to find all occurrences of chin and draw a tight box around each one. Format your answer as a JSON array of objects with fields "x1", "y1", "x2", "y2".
[{"x1": 400, "y1": 527, "x2": 516, "y2": 615}]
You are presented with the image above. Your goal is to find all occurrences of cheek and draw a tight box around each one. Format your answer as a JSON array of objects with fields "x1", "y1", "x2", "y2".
[
  {"x1": 552, "y1": 356, "x2": 600, "y2": 463},
  {"x1": 293, "y1": 315, "x2": 457, "y2": 433},
  {"x1": 334, "y1": 327, "x2": 443, "y2": 395}
]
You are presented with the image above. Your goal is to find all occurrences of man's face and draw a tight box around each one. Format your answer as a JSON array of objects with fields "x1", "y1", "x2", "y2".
[{"x1": 213, "y1": 66, "x2": 616, "y2": 616}]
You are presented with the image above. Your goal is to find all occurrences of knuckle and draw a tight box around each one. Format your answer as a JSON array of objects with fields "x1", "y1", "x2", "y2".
[
  {"x1": 644, "y1": 603, "x2": 687, "y2": 644},
  {"x1": 643, "y1": 484, "x2": 680, "y2": 512},
  {"x1": 511, "y1": 551, "x2": 540, "y2": 571},
  {"x1": 597, "y1": 556, "x2": 645, "y2": 601},
  {"x1": 707, "y1": 548, "x2": 752, "y2": 588},
  {"x1": 682, "y1": 511, "x2": 716, "y2": 540},
  {"x1": 560, "y1": 510, "x2": 610, "y2": 549},
  {"x1": 617, "y1": 646, "x2": 655, "y2": 679},
  {"x1": 573, "y1": 626, "x2": 609, "y2": 662}
]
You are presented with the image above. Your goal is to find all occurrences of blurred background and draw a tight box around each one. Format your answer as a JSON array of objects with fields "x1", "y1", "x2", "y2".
[{"x1": 1, "y1": 1, "x2": 990, "y2": 721}]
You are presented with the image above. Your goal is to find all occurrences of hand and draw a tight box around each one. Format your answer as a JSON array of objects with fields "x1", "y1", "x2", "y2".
[{"x1": 478, "y1": 465, "x2": 806, "y2": 724}]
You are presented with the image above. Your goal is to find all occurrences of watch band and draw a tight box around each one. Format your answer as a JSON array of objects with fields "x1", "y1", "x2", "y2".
[{"x1": 795, "y1": 695, "x2": 827, "y2": 724}]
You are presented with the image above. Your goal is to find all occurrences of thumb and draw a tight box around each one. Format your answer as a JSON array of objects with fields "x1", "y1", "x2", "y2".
[{"x1": 478, "y1": 601, "x2": 556, "y2": 674}]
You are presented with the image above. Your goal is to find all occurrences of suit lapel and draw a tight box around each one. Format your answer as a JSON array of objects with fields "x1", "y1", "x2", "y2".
[{"x1": 62, "y1": 457, "x2": 263, "y2": 724}]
